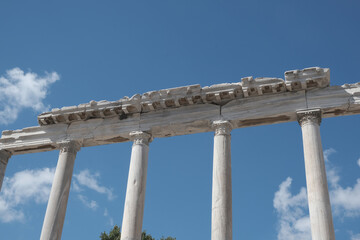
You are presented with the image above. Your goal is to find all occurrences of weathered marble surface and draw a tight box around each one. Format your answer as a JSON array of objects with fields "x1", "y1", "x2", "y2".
[
  {"x1": 120, "y1": 132, "x2": 151, "y2": 240},
  {"x1": 0, "y1": 67, "x2": 359, "y2": 155},
  {"x1": 211, "y1": 121, "x2": 232, "y2": 240},
  {"x1": 0, "y1": 150, "x2": 11, "y2": 191},
  {"x1": 40, "y1": 141, "x2": 80, "y2": 240},
  {"x1": 241, "y1": 76, "x2": 285, "y2": 97},
  {"x1": 36, "y1": 67, "x2": 329, "y2": 126},
  {"x1": 285, "y1": 67, "x2": 330, "y2": 91},
  {"x1": 297, "y1": 110, "x2": 335, "y2": 240}
]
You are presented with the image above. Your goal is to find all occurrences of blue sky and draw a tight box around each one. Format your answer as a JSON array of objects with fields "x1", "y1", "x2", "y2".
[{"x1": 0, "y1": 1, "x2": 359, "y2": 239}]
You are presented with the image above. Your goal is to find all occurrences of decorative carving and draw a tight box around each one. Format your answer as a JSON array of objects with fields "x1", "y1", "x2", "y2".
[
  {"x1": 285, "y1": 67, "x2": 330, "y2": 91},
  {"x1": 129, "y1": 131, "x2": 152, "y2": 146},
  {"x1": 297, "y1": 109, "x2": 322, "y2": 127},
  {"x1": 241, "y1": 77, "x2": 285, "y2": 97},
  {"x1": 202, "y1": 83, "x2": 242, "y2": 103},
  {"x1": 58, "y1": 141, "x2": 81, "y2": 154},
  {"x1": 0, "y1": 150, "x2": 11, "y2": 165},
  {"x1": 37, "y1": 67, "x2": 330, "y2": 126},
  {"x1": 212, "y1": 120, "x2": 233, "y2": 136}
]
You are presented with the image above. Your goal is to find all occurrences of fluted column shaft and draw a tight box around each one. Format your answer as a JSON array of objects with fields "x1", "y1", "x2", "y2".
[
  {"x1": 212, "y1": 121, "x2": 232, "y2": 240},
  {"x1": 40, "y1": 141, "x2": 81, "y2": 240},
  {"x1": 121, "y1": 131, "x2": 152, "y2": 240},
  {"x1": 297, "y1": 109, "x2": 335, "y2": 240},
  {"x1": 0, "y1": 150, "x2": 12, "y2": 192}
]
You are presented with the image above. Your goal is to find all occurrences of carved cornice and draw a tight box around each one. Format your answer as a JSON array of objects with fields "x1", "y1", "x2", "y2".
[
  {"x1": 212, "y1": 120, "x2": 233, "y2": 136},
  {"x1": 58, "y1": 140, "x2": 81, "y2": 154},
  {"x1": 0, "y1": 150, "x2": 11, "y2": 165},
  {"x1": 129, "y1": 131, "x2": 152, "y2": 146},
  {"x1": 36, "y1": 67, "x2": 330, "y2": 126},
  {"x1": 297, "y1": 109, "x2": 322, "y2": 127},
  {"x1": 1, "y1": 82, "x2": 360, "y2": 155}
]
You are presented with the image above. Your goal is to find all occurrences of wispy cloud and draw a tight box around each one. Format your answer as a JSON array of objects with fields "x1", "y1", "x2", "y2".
[
  {"x1": 0, "y1": 67, "x2": 59, "y2": 125},
  {"x1": 273, "y1": 177, "x2": 311, "y2": 240},
  {"x1": 351, "y1": 232, "x2": 360, "y2": 240},
  {"x1": 324, "y1": 150, "x2": 360, "y2": 217},
  {"x1": 77, "y1": 194, "x2": 98, "y2": 210},
  {"x1": 73, "y1": 169, "x2": 114, "y2": 200},
  {"x1": 324, "y1": 148, "x2": 336, "y2": 162},
  {"x1": 0, "y1": 168, "x2": 55, "y2": 223},
  {"x1": 104, "y1": 208, "x2": 114, "y2": 226},
  {"x1": 324, "y1": 148, "x2": 339, "y2": 188},
  {"x1": 0, "y1": 167, "x2": 114, "y2": 223},
  {"x1": 274, "y1": 149, "x2": 360, "y2": 239},
  {"x1": 330, "y1": 176, "x2": 360, "y2": 217}
]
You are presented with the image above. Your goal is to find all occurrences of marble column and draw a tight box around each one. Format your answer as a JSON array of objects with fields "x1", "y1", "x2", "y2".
[
  {"x1": 40, "y1": 140, "x2": 81, "y2": 240},
  {"x1": 0, "y1": 150, "x2": 12, "y2": 192},
  {"x1": 121, "y1": 131, "x2": 152, "y2": 240},
  {"x1": 297, "y1": 109, "x2": 335, "y2": 240},
  {"x1": 211, "y1": 120, "x2": 232, "y2": 240}
]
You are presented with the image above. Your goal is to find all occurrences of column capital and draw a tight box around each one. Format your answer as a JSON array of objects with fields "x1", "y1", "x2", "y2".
[
  {"x1": 0, "y1": 150, "x2": 12, "y2": 165},
  {"x1": 297, "y1": 109, "x2": 322, "y2": 127},
  {"x1": 129, "y1": 131, "x2": 152, "y2": 146},
  {"x1": 58, "y1": 140, "x2": 81, "y2": 154},
  {"x1": 212, "y1": 120, "x2": 233, "y2": 136}
]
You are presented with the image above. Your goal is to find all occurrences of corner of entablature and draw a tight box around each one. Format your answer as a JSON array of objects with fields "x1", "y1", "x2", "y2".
[{"x1": 0, "y1": 149, "x2": 12, "y2": 164}]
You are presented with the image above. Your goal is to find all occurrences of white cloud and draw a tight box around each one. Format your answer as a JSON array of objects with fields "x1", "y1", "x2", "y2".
[
  {"x1": 325, "y1": 151, "x2": 360, "y2": 217},
  {"x1": 72, "y1": 180, "x2": 82, "y2": 192},
  {"x1": 109, "y1": 216, "x2": 114, "y2": 226},
  {"x1": 330, "y1": 178, "x2": 360, "y2": 217},
  {"x1": 324, "y1": 148, "x2": 336, "y2": 163},
  {"x1": 104, "y1": 208, "x2": 114, "y2": 226},
  {"x1": 74, "y1": 169, "x2": 114, "y2": 200},
  {"x1": 0, "y1": 198, "x2": 25, "y2": 223},
  {"x1": 77, "y1": 194, "x2": 98, "y2": 210},
  {"x1": 274, "y1": 150, "x2": 360, "y2": 239},
  {"x1": 324, "y1": 148, "x2": 336, "y2": 162},
  {"x1": 0, "y1": 67, "x2": 59, "y2": 124},
  {"x1": 0, "y1": 168, "x2": 55, "y2": 223},
  {"x1": 0, "y1": 167, "x2": 115, "y2": 223},
  {"x1": 357, "y1": 158, "x2": 360, "y2": 168},
  {"x1": 351, "y1": 233, "x2": 360, "y2": 240},
  {"x1": 273, "y1": 177, "x2": 311, "y2": 240},
  {"x1": 325, "y1": 149, "x2": 340, "y2": 188}
]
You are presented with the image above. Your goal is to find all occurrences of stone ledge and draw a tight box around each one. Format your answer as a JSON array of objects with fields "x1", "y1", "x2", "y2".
[
  {"x1": 1, "y1": 81, "x2": 359, "y2": 155},
  {"x1": 37, "y1": 67, "x2": 330, "y2": 126}
]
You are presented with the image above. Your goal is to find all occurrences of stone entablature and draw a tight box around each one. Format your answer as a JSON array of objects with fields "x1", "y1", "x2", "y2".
[
  {"x1": 1, "y1": 67, "x2": 359, "y2": 155},
  {"x1": 37, "y1": 67, "x2": 330, "y2": 126}
]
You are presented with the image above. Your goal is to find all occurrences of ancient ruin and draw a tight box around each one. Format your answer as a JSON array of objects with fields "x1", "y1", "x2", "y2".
[{"x1": 1, "y1": 67, "x2": 359, "y2": 240}]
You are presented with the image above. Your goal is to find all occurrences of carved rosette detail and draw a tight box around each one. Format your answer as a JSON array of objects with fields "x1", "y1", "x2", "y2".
[
  {"x1": 297, "y1": 109, "x2": 322, "y2": 127},
  {"x1": 129, "y1": 131, "x2": 152, "y2": 146},
  {"x1": 58, "y1": 141, "x2": 81, "y2": 154},
  {"x1": 212, "y1": 120, "x2": 233, "y2": 136},
  {"x1": 0, "y1": 150, "x2": 12, "y2": 165}
]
